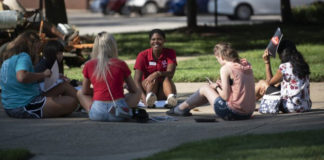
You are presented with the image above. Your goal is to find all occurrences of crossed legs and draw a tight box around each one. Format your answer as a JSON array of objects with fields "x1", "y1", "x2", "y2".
[
  {"x1": 77, "y1": 89, "x2": 93, "y2": 112},
  {"x1": 42, "y1": 81, "x2": 78, "y2": 117},
  {"x1": 77, "y1": 88, "x2": 141, "y2": 112}
]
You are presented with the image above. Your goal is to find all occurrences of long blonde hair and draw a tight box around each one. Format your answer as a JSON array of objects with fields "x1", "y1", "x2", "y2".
[{"x1": 92, "y1": 32, "x2": 118, "y2": 81}]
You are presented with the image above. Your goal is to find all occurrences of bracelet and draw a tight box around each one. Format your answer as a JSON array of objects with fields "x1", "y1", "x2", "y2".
[{"x1": 264, "y1": 61, "x2": 270, "y2": 64}]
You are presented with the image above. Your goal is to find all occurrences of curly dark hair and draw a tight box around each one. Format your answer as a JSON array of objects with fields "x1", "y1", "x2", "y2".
[
  {"x1": 277, "y1": 40, "x2": 310, "y2": 79},
  {"x1": 42, "y1": 40, "x2": 64, "y2": 69},
  {"x1": 149, "y1": 29, "x2": 166, "y2": 40}
]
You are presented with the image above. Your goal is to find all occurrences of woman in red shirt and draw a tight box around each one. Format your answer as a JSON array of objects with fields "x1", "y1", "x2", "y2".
[
  {"x1": 77, "y1": 32, "x2": 141, "y2": 121},
  {"x1": 134, "y1": 29, "x2": 177, "y2": 108}
]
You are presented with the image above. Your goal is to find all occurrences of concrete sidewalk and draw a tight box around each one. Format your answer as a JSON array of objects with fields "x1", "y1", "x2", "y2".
[{"x1": 0, "y1": 83, "x2": 324, "y2": 160}]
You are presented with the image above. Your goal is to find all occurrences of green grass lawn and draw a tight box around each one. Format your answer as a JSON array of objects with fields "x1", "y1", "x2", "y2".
[
  {"x1": 137, "y1": 129, "x2": 324, "y2": 160},
  {"x1": 65, "y1": 44, "x2": 324, "y2": 82},
  {"x1": 67, "y1": 23, "x2": 324, "y2": 82},
  {"x1": 83, "y1": 23, "x2": 324, "y2": 58},
  {"x1": 172, "y1": 44, "x2": 324, "y2": 82}
]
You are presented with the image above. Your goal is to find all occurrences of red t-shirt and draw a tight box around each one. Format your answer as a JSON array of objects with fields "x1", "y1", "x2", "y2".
[
  {"x1": 82, "y1": 58, "x2": 131, "y2": 101},
  {"x1": 134, "y1": 48, "x2": 177, "y2": 80}
]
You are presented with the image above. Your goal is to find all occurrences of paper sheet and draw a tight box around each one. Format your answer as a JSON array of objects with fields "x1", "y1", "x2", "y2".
[
  {"x1": 40, "y1": 61, "x2": 62, "y2": 92},
  {"x1": 266, "y1": 27, "x2": 283, "y2": 58}
]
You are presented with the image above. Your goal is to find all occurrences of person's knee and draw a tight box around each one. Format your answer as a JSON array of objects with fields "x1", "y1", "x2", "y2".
[
  {"x1": 142, "y1": 79, "x2": 158, "y2": 92},
  {"x1": 257, "y1": 80, "x2": 269, "y2": 87},
  {"x1": 163, "y1": 77, "x2": 176, "y2": 89},
  {"x1": 61, "y1": 96, "x2": 78, "y2": 111},
  {"x1": 162, "y1": 76, "x2": 174, "y2": 83},
  {"x1": 135, "y1": 90, "x2": 142, "y2": 100},
  {"x1": 76, "y1": 89, "x2": 83, "y2": 98},
  {"x1": 200, "y1": 84, "x2": 211, "y2": 92},
  {"x1": 62, "y1": 81, "x2": 75, "y2": 88},
  {"x1": 70, "y1": 97, "x2": 78, "y2": 107},
  {"x1": 76, "y1": 88, "x2": 88, "y2": 97},
  {"x1": 128, "y1": 89, "x2": 141, "y2": 103},
  {"x1": 256, "y1": 80, "x2": 269, "y2": 98}
]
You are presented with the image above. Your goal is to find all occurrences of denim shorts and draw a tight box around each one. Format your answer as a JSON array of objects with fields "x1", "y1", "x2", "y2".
[
  {"x1": 213, "y1": 97, "x2": 252, "y2": 120},
  {"x1": 5, "y1": 95, "x2": 46, "y2": 119},
  {"x1": 89, "y1": 98, "x2": 130, "y2": 122}
]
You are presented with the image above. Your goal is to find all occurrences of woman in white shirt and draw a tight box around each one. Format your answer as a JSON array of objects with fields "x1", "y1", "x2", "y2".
[{"x1": 255, "y1": 40, "x2": 311, "y2": 113}]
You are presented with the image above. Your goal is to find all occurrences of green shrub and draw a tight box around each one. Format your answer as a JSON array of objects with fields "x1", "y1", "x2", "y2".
[{"x1": 293, "y1": 2, "x2": 324, "y2": 24}]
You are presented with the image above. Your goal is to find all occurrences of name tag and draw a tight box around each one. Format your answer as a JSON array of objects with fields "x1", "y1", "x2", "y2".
[{"x1": 149, "y1": 61, "x2": 157, "y2": 66}]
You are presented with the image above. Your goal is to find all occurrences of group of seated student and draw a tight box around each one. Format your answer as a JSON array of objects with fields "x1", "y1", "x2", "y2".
[
  {"x1": 0, "y1": 31, "x2": 78, "y2": 118},
  {"x1": 0, "y1": 29, "x2": 311, "y2": 121}
]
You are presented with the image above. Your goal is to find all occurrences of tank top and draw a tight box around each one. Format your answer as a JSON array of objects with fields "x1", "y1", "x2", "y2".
[{"x1": 226, "y1": 59, "x2": 256, "y2": 114}]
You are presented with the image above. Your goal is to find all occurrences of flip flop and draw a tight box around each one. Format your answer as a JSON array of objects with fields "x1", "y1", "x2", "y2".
[{"x1": 166, "y1": 107, "x2": 192, "y2": 117}]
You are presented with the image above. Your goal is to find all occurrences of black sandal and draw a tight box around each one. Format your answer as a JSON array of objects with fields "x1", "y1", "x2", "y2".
[
  {"x1": 166, "y1": 108, "x2": 192, "y2": 117},
  {"x1": 164, "y1": 104, "x2": 174, "y2": 109},
  {"x1": 147, "y1": 104, "x2": 156, "y2": 108}
]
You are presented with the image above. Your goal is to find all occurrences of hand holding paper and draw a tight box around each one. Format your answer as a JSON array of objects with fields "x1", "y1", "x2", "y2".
[
  {"x1": 43, "y1": 69, "x2": 52, "y2": 78},
  {"x1": 40, "y1": 61, "x2": 63, "y2": 92},
  {"x1": 263, "y1": 49, "x2": 270, "y2": 64}
]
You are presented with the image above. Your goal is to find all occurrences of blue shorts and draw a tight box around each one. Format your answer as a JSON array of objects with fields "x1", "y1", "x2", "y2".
[
  {"x1": 89, "y1": 98, "x2": 130, "y2": 122},
  {"x1": 213, "y1": 97, "x2": 252, "y2": 120},
  {"x1": 5, "y1": 95, "x2": 46, "y2": 119}
]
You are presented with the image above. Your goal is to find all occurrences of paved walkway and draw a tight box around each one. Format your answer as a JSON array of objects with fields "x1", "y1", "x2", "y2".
[{"x1": 0, "y1": 82, "x2": 324, "y2": 160}]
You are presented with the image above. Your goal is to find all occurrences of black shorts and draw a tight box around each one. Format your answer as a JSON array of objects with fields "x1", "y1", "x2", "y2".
[{"x1": 5, "y1": 95, "x2": 47, "y2": 119}]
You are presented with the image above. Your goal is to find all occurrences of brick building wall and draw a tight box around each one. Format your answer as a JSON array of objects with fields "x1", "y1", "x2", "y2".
[{"x1": 18, "y1": 0, "x2": 90, "y2": 9}]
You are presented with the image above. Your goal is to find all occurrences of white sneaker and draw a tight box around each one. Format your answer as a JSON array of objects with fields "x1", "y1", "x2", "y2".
[
  {"x1": 166, "y1": 94, "x2": 177, "y2": 107},
  {"x1": 146, "y1": 92, "x2": 157, "y2": 107}
]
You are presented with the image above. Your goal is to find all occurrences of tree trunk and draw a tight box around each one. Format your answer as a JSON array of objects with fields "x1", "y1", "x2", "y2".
[
  {"x1": 44, "y1": 0, "x2": 68, "y2": 25},
  {"x1": 281, "y1": 0, "x2": 293, "y2": 23},
  {"x1": 187, "y1": 0, "x2": 197, "y2": 29},
  {"x1": 214, "y1": 0, "x2": 218, "y2": 26}
]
